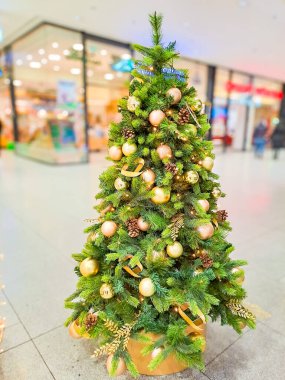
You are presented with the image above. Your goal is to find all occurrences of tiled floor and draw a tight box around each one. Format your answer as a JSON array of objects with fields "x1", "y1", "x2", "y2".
[{"x1": 0, "y1": 150, "x2": 285, "y2": 380}]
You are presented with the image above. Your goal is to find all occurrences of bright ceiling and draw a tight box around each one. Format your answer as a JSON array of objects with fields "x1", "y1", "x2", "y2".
[{"x1": 1, "y1": 0, "x2": 285, "y2": 82}]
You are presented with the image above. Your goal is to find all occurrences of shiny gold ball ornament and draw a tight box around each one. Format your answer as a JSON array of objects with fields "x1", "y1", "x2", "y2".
[
  {"x1": 166, "y1": 242, "x2": 183, "y2": 258},
  {"x1": 80, "y1": 258, "x2": 99, "y2": 277},
  {"x1": 106, "y1": 354, "x2": 126, "y2": 376},
  {"x1": 114, "y1": 177, "x2": 127, "y2": 191},
  {"x1": 166, "y1": 87, "x2": 182, "y2": 104},
  {"x1": 109, "y1": 146, "x2": 122, "y2": 161},
  {"x1": 212, "y1": 187, "x2": 222, "y2": 198},
  {"x1": 150, "y1": 250, "x2": 166, "y2": 261},
  {"x1": 149, "y1": 110, "x2": 165, "y2": 127},
  {"x1": 139, "y1": 278, "x2": 155, "y2": 297},
  {"x1": 127, "y1": 95, "x2": 140, "y2": 112},
  {"x1": 197, "y1": 199, "x2": 210, "y2": 212},
  {"x1": 101, "y1": 221, "x2": 117, "y2": 237},
  {"x1": 202, "y1": 156, "x2": 214, "y2": 171},
  {"x1": 151, "y1": 186, "x2": 171, "y2": 204},
  {"x1": 68, "y1": 320, "x2": 82, "y2": 339},
  {"x1": 122, "y1": 142, "x2": 137, "y2": 156},
  {"x1": 137, "y1": 216, "x2": 150, "y2": 231},
  {"x1": 185, "y1": 170, "x2": 199, "y2": 184},
  {"x1": 100, "y1": 283, "x2": 114, "y2": 299},
  {"x1": 196, "y1": 223, "x2": 214, "y2": 240},
  {"x1": 231, "y1": 267, "x2": 245, "y2": 285},
  {"x1": 141, "y1": 169, "x2": 156, "y2": 185},
  {"x1": 157, "y1": 144, "x2": 172, "y2": 159}
]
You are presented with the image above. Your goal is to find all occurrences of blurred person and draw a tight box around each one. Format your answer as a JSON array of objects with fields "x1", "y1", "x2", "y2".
[
  {"x1": 271, "y1": 122, "x2": 285, "y2": 159},
  {"x1": 252, "y1": 119, "x2": 267, "y2": 158}
]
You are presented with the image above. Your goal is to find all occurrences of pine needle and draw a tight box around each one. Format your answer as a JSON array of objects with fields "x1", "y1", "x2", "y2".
[{"x1": 149, "y1": 12, "x2": 163, "y2": 46}]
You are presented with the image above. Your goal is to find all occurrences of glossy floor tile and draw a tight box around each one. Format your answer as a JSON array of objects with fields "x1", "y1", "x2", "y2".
[{"x1": 0, "y1": 150, "x2": 285, "y2": 379}]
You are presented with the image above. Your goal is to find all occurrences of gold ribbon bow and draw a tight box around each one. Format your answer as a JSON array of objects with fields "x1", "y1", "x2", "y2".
[
  {"x1": 122, "y1": 254, "x2": 143, "y2": 278},
  {"x1": 121, "y1": 158, "x2": 145, "y2": 177}
]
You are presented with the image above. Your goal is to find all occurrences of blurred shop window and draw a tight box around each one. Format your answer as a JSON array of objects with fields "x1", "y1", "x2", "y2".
[
  {"x1": 85, "y1": 40, "x2": 131, "y2": 151},
  {"x1": 0, "y1": 51, "x2": 14, "y2": 149},
  {"x1": 212, "y1": 68, "x2": 231, "y2": 148},
  {"x1": 13, "y1": 24, "x2": 87, "y2": 164}
]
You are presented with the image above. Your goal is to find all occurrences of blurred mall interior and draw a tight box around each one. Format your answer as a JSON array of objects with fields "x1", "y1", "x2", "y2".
[{"x1": 1, "y1": 1, "x2": 285, "y2": 380}]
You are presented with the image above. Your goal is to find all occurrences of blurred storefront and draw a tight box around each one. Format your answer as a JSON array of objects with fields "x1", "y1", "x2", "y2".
[{"x1": 0, "y1": 21, "x2": 284, "y2": 163}]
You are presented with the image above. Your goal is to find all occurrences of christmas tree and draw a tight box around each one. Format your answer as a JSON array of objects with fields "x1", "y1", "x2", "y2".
[{"x1": 65, "y1": 13, "x2": 255, "y2": 377}]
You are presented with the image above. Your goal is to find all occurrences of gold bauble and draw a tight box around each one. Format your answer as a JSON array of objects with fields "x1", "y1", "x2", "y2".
[
  {"x1": 137, "y1": 216, "x2": 150, "y2": 231},
  {"x1": 127, "y1": 96, "x2": 141, "y2": 112},
  {"x1": 196, "y1": 223, "x2": 214, "y2": 240},
  {"x1": 231, "y1": 267, "x2": 245, "y2": 285},
  {"x1": 100, "y1": 283, "x2": 114, "y2": 299},
  {"x1": 101, "y1": 221, "x2": 117, "y2": 237},
  {"x1": 80, "y1": 258, "x2": 99, "y2": 277},
  {"x1": 166, "y1": 88, "x2": 182, "y2": 104},
  {"x1": 157, "y1": 144, "x2": 172, "y2": 159},
  {"x1": 109, "y1": 146, "x2": 122, "y2": 161},
  {"x1": 151, "y1": 187, "x2": 171, "y2": 204},
  {"x1": 122, "y1": 142, "x2": 137, "y2": 156},
  {"x1": 114, "y1": 177, "x2": 127, "y2": 191},
  {"x1": 197, "y1": 199, "x2": 210, "y2": 212},
  {"x1": 191, "y1": 334, "x2": 206, "y2": 352},
  {"x1": 149, "y1": 110, "x2": 165, "y2": 127},
  {"x1": 185, "y1": 170, "x2": 199, "y2": 184},
  {"x1": 139, "y1": 278, "x2": 155, "y2": 297},
  {"x1": 68, "y1": 320, "x2": 81, "y2": 339},
  {"x1": 141, "y1": 169, "x2": 156, "y2": 185},
  {"x1": 166, "y1": 242, "x2": 183, "y2": 258},
  {"x1": 150, "y1": 250, "x2": 166, "y2": 261},
  {"x1": 202, "y1": 156, "x2": 214, "y2": 171},
  {"x1": 106, "y1": 354, "x2": 126, "y2": 376},
  {"x1": 212, "y1": 187, "x2": 221, "y2": 198}
]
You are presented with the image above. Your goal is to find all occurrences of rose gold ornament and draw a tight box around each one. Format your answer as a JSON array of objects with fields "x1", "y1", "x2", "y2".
[
  {"x1": 202, "y1": 156, "x2": 214, "y2": 171},
  {"x1": 109, "y1": 146, "x2": 122, "y2": 161},
  {"x1": 196, "y1": 223, "x2": 214, "y2": 240},
  {"x1": 141, "y1": 169, "x2": 156, "y2": 185},
  {"x1": 149, "y1": 110, "x2": 165, "y2": 127},
  {"x1": 122, "y1": 142, "x2": 137, "y2": 156},
  {"x1": 157, "y1": 144, "x2": 172, "y2": 159},
  {"x1": 197, "y1": 199, "x2": 210, "y2": 212},
  {"x1": 100, "y1": 283, "x2": 114, "y2": 299},
  {"x1": 68, "y1": 320, "x2": 81, "y2": 339},
  {"x1": 106, "y1": 354, "x2": 126, "y2": 376},
  {"x1": 79, "y1": 258, "x2": 99, "y2": 277},
  {"x1": 166, "y1": 242, "x2": 183, "y2": 258},
  {"x1": 151, "y1": 187, "x2": 171, "y2": 204},
  {"x1": 137, "y1": 217, "x2": 150, "y2": 231},
  {"x1": 166, "y1": 88, "x2": 182, "y2": 104},
  {"x1": 101, "y1": 221, "x2": 117, "y2": 237},
  {"x1": 139, "y1": 278, "x2": 155, "y2": 297}
]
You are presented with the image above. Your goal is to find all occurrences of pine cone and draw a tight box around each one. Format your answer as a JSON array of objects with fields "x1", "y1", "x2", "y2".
[
  {"x1": 165, "y1": 162, "x2": 178, "y2": 176},
  {"x1": 122, "y1": 127, "x2": 135, "y2": 139},
  {"x1": 216, "y1": 210, "x2": 228, "y2": 222},
  {"x1": 126, "y1": 218, "x2": 140, "y2": 238},
  {"x1": 178, "y1": 107, "x2": 190, "y2": 125},
  {"x1": 85, "y1": 313, "x2": 98, "y2": 330},
  {"x1": 200, "y1": 252, "x2": 213, "y2": 268}
]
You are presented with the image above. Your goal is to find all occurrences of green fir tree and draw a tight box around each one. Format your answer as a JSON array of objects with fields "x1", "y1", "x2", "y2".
[{"x1": 65, "y1": 12, "x2": 255, "y2": 377}]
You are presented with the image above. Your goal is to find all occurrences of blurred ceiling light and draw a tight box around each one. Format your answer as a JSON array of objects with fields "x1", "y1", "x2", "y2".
[
  {"x1": 13, "y1": 80, "x2": 22, "y2": 87},
  {"x1": 26, "y1": 54, "x2": 33, "y2": 61},
  {"x1": 37, "y1": 109, "x2": 47, "y2": 118},
  {"x1": 121, "y1": 53, "x2": 131, "y2": 60},
  {"x1": 100, "y1": 49, "x2": 108, "y2": 56},
  {"x1": 38, "y1": 49, "x2": 45, "y2": 55},
  {"x1": 70, "y1": 68, "x2": 81, "y2": 75},
  {"x1": 48, "y1": 54, "x2": 61, "y2": 61},
  {"x1": 29, "y1": 61, "x2": 42, "y2": 69},
  {"x1": 52, "y1": 42, "x2": 59, "y2": 48},
  {"x1": 16, "y1": 59, "x2": 23, "y2": 66},
  {"x1": 41, "y1": 58, "x2": 48, "y2": 64},
  {"x1": 87, "y1": 69, "x2": 94, "y2": 77},
  {"x1": 73, "y1": 43, "x2": 83, "y2": 51},
  {"x1": 63, "y1": 49, "x2": 70, "y2": 55},
  {"x1": 53, "y1": 65, "x2": 60, "y2": 71},
  {"x1": 104, "y1": 73, "x2": 114, "y2": 80}
]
